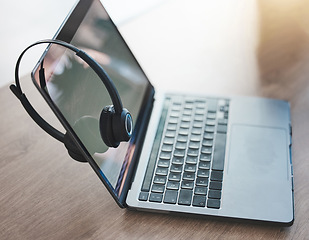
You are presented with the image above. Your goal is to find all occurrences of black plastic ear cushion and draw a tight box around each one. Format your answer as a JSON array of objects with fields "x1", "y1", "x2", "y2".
[
  {"x1": 67, "y1": 149, "x2": 87, "y2": 163},
  {"x1": 63, "y1": 132, "x2": 87, "y2": 162},
  {"x1": 112, "y1": 108, "x2": 132, "y2": 142},
  {"x1": 99, "y1": 106, "x2": 119, "y2": 148}
]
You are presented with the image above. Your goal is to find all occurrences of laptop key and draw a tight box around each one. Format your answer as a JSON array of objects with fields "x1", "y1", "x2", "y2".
[
  {"x1": 212, "y1": 133, "x2": 226, "y2": 171},
  {"x1": 167, "y1": 123, "x2": 177, "y2": 131},
  {"x1": 196, "y1": 102, "x2": 205, "y2": 109},
  {"x1": 195, "y1": 109, "x2": 205, "y2": 115},
  {"x1": 139, "y1": 192, "x2": 149, "y2": 201},
  {"x1": 204, "y1": 133, "x2": 214, "y2": 140},
  {"x1": 157, "y1": 159, "x2": 170, "y2": 168},
  {"x1": 172, "y1": 105, "x2": 181, "y2": 112},
  {"x1": 183, "y1": 109, "x2": 193, "y2": 116},
  {"x1": 192, "y1": 195, "x2": 206, "y2": 207},
  {"x1": 178, "y1": 189, "x2": 193, "y2": 205},
  {"x1": 205, "y1": 125, "x2": 215, "y2": 133},
  {"x1": 168, "y1": 116, "x2": 178, "y2": 124},
  {"x1": 190, "y1": 134, "x2": 201, "y2": 142},
  {"x1": 208, "y1": 189, "x2": 222, "y2": 199},
  {"x1": 207, "y1": 112, "x2": 216, "y2": 119},
  {"x1": 177, "y1": 135, "x2": 188, "y2": 143},
  {"x1": 149, "y1": 193, "x2": 163, "y2": 203},
  {"x1": 180, "y1": 121, "x2": 190, "y2": 129},
  {"x1": 152, "y1": 184, "x2": 165, "y2": 193},
  {"x1": 197, "y1": 169, "x2": 210, "y2": 178},
  {"x1": 201, "y1": 146, "x2": 212, "y2": 154},
  {"x1": 189, "y1": 141, "x2": 200, "y2": 149},
  {"x1": 153, "y1": 176, "x2": 167, "y2": 185},
  {"x1": 202, "y1": 139, "x2": 213, "y2": 147},
  {"x1": 224, "y1": 105, "x2": 229, "y2": 113},
  {"x1": 210, "y1": 170, "x2": 223, "y2": 181},
  {"x1": 198, "y1": 161, "x2": 210, "y2": 170},
  {"x1": 163, "y1": 190, "x2": 178, "y2": 204},
  {"x1": 163, "y1": 137, "x2": 174, "y2": 145},
  {"x1": 170, "y1": 164, "x2": 183, "y2": 173},
  {"x1": 165, "y1": 130, "x2": 176, "y2": 138},
  {"x1": 186, "y1": 156, "x2": 198, "y2": 164},
  {"x1": 179, "y1": 128, "x2": 190, "y2": 136},
  {"x1": 206, "y1": 119, "x2": 216, "y2": 126},
  {"x1": 193, "y1": 121, "x2": 203, "y2": 128},
  {"x1": 207, "y1": 198, "x2": 220, "y2": 209},
  {"x1": 156, "y1": 167, "x2": 168, "y2": 176},
  {"x1": 194, "y1": 115, "x2": 204, "y2": 122},
  {"x1": 181, "y1": 180, "x2": 194, "y2": 189},
  {"x1": 166, "y1": 181, "x2": 180, "y2": 190},
  {"x1": 183, "y1": 172, "x2": 195, "y2": 181},
  {"x1": 207, "y1": 99, "x2": 218, "y2": 112},
  {"x1": 174, "y1": 149, "x2": 186, "y2": 157},
  {"x1": 209, "y1": 181, "x2": 222, "y2": 190},
  {"x1": 200, "y1": 154, "x2": 211, "y2": 162},
  {"x1": 218, "y1": 119, "x2": 228, "y2": 125},
  {"x1": 170, "y1": 110, "x2": 181, "y2": 118},
  {"x1": 159, "y1": 151, "x2": 171, "y2": 160},
  {"x1": 217, "y1": 124, "x2": 227, "y2": 133},
  {"x1": 168, "y1": 172, "x2": 181, "y2": 182},
  {"x1": 175, "y1": 141, "x2": 187, "y2": 150},
  {"x1": 172, "y1": 156, "x2": 184, "y2": 165},
  {"x1": 184, "y1": 164, "x2": 196, "y2": 172},
  {"x1": 182, "y1": 116, "x2": 191, "y2": 122},
  {"x1": 161, "y1": 143, "x2": 173, "y2": 152},
  {"x1": 196, "y1": 177, "x2": 209, "y2": 187},
  {"x1": 194, "y1": 186, "x2": 207, "y2": 195},
  {"x1": 187, "y1": 148, "x2": 199, "y2": 156}
]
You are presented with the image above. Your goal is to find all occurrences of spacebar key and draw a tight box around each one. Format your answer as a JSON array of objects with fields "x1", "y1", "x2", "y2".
[{"x1": 212, "y1": 133, "x2": 226, "y2": 171}]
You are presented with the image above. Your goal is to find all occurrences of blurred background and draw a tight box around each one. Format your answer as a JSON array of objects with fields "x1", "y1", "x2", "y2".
[
  {"x1": 1, "y1": 0, "x2": 309, "y2": 94},
  {"x1": 0, "y1": 0, "x2": 165, "y2": 88}
]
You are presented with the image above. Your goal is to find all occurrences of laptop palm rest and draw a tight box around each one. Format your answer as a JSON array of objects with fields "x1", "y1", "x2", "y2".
[{"x1": 222, "y1": 124, "x2": 292, "y2": 222}]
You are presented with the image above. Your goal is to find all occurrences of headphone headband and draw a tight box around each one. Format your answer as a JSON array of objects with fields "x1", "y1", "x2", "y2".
[
  {"x1": 13, "y1": 39, "x2": 123, "y2": 113},
  {"x1": 10, "y1": 39, "x2": 132, "y2": 153}
]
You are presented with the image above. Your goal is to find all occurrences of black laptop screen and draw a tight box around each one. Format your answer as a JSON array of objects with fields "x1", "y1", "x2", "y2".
[{"x1": 32, "y1": 0, "x2": 152, "y2": 203}]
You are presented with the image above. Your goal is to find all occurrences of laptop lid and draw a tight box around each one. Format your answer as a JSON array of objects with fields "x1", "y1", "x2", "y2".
[{"x1": 31, "y1": 0, "x2": 154, "y2": 207}]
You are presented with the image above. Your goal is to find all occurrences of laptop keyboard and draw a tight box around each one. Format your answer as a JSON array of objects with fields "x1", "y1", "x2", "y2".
[{"x1": 139, "y1": 95, "x2": 229, "y2": 209}]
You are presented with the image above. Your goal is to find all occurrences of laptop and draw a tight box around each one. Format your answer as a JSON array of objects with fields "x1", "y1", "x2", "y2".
[{"x1": 31, "y1": 0, "x2": 294, "y2": 225}]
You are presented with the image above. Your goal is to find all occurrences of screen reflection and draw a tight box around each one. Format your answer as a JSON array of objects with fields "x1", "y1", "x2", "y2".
[{"x1": 34, "y1": 0, "x2": 149, "y2": 196}]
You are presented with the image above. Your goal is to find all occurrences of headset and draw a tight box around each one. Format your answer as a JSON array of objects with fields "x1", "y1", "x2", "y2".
[{"x1": 10, "y1": 39, "x2": 133, "y2": 162}]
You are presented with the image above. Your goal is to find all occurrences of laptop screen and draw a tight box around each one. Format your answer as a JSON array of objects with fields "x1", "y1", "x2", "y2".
[{"x1": 32, "y1": 0, "x2": 153, "y2": 204}]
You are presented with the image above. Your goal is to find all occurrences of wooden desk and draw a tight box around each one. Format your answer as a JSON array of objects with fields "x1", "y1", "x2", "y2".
[{"x1": 1, "y1": 0, "x2": 309, "y2": 239}]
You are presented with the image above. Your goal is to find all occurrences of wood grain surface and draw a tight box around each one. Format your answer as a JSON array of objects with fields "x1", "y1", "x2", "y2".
[{"x1": 1, "y1": 0, "x2": 309, "y2": 239}]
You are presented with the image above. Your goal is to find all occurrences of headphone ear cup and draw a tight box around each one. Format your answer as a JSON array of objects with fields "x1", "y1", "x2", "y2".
[
  {"x1": 67, "y1": 148, "x2": 86, "y2": 163},
  {"x1": 63, "y1": 132, "x2": 87, "y2": 162},
  {"x1": 99, "y1": 106, "x2": 119, "y2": 148}
]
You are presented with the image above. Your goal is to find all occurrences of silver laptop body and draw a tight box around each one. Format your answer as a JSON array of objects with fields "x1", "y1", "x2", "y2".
[
  {"x1": 127, "y1": 92, "x2": 294, "y2": 225},
  {"x1": 31, "y1": 0, "x2": 294, "y2": 226}
]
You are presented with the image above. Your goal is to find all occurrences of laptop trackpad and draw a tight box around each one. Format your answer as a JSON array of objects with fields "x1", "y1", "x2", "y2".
[
  {"x1": 222, "y1": 125, "x2": 291, "y2": 220},
  {"x1": 227, "y1": 124, "x2": 288, "y2": 180}
]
